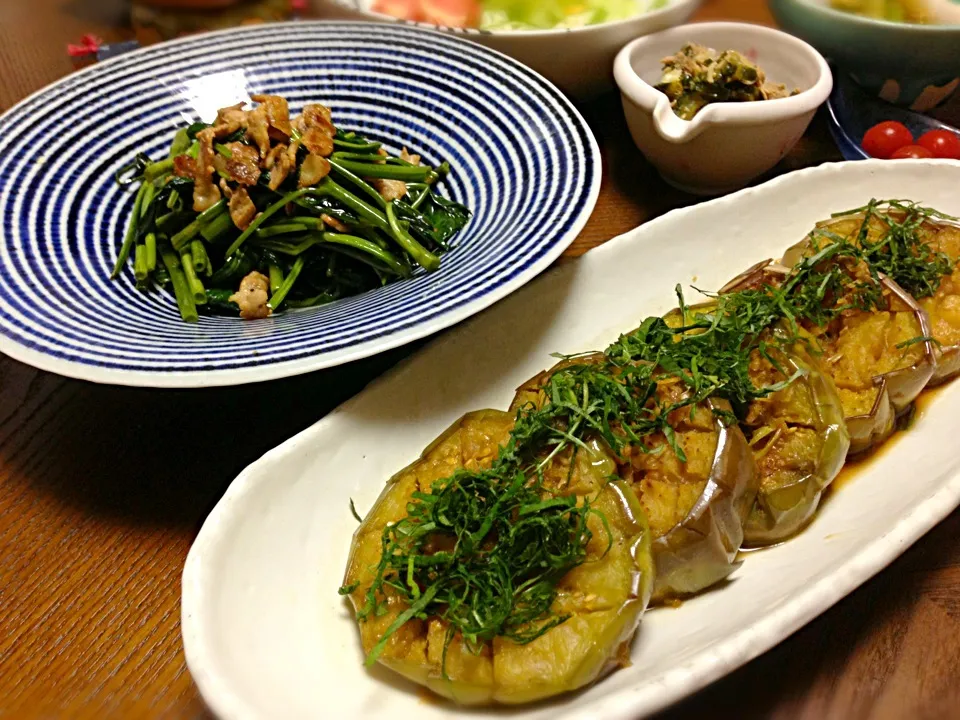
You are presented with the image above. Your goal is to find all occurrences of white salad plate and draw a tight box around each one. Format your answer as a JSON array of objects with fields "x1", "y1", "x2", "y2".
[
  {"x1": 182, "y1": 159, "x2": 960, "y2": 719},
  {"x1": 0, "y1": 22, "x2": 599, "y2": 388},
  {"x1": 318, "y1": 0, "x2": 702, "y2": 96}
]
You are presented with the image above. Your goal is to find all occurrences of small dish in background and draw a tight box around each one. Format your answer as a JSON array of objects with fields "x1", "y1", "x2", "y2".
[
  {"x1": 614, "y1": 22, "x2": 832, "y2": 196},
  {"x1": 316, "y1": 0, "x2": 702, "y2": 97},
  {"x1": 769, "y1": 0, "x2": 960, "y2": 111},
  {"x1": 826, "y1": 71, "x2": 959, "y2": 161}
]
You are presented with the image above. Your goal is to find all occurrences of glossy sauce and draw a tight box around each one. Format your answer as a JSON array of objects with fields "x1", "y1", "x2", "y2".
[
  {"x1": 737, "y1": 382, "x2": 953, "y2": 560},
  {"x1": 828, "y1": 432, "x2": 899, "y2": 495},
  {"x1": 830, "y1": 383, "x2": 951, "y2": 493}
]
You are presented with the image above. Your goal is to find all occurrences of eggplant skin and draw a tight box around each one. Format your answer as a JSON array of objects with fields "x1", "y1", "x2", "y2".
[
  {"x1": 342, "y1": 410, "x2": 655, "y2": 706},
  {"x1": 646, "y1": 406, "x2": 757, "y2": 600},
  {"x1": 741, "y1": 343, "x2": 850, "y2": 546},
  {"x1": 660, "y1": 299, "x2": 846, "y2": 549},
  {"x1": 918, "y1": 224, "x2": 960, "y2": 385},
  {"x1": 796, "y1": 215, "x2": 960, "y2": 387},
  {"x1": 511, "y1": 355, "x2": 758, "y2": 603},
  {"x1": 723, "y1": 260, "x2": 936, "y2": 455}
]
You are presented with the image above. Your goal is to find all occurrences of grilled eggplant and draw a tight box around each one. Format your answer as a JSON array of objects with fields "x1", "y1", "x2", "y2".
[
  {"x1": 799, "y1": 208, "x2": 960, "y2": 386},
  {"x1": 739, "y1": 339, "x2": 849, "y2": 544},
  {"x1": 511, "y1": 355, "x2": 757, "y2": 602},
  {"x1": 342, "y1": 409, "x2": 655, "y2": 705},
  {"x1": 664, "y1": 302, "x2": 850, "y2": 545},
  {"x1": 723, "y1": 258, "x2": 935, "y2": 454},
  {"x1": 923, "y1": 223, "x2": 960, "y2": 384}
]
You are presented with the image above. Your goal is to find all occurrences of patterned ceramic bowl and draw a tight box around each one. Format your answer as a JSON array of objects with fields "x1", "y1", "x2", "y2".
[
  {"x1": 769, "y1": 0, "x2": 960, "y2": 111},
  {"x1": 0, "y1": 22, "x2": 600, "y2": 387},
  {"x1": 826, "y1": 71, "x2": 959, "y2": 160}
]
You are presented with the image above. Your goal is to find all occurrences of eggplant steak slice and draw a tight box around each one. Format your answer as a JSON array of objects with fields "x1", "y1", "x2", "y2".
[
  {"x1": 511, "y1": 353, "x2": 756, "y2": 602},
  {"x1": 342, "y1": 409, "x2": 655, "y2": 706}
]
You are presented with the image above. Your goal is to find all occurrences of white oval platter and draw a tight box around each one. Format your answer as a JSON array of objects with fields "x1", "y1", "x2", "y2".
[{"x1": 182, "y1": 159, "x2": 960, "y2": 719}]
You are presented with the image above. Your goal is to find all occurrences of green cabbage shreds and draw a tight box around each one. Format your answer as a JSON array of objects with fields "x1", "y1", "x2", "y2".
[
  {"x1": 830, "y1": 0, "x2": 934, "y2": 23},
  {"x1": 480, "y1": 0, "x2": 666, "y2": 30}
]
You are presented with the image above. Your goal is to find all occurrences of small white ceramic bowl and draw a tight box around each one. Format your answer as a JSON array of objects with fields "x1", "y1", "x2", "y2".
[
  {"x1": 316, "y1": 0, "x2": 702, "y2": 97},
  {"x1": 614, "y1": 22, "x2": 832, "y2": 195}
]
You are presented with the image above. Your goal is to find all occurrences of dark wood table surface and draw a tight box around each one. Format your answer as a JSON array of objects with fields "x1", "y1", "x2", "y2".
[{"x1": 2, "y1": 1, "x2": 960, "y2": 718}]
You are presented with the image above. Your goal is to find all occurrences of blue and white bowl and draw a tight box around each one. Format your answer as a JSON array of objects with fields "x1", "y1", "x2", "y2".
[
  {"x1": 826, "y1": 71, "x2": 959, "y2": 161},
  {"x1": 0, "y1": 22, "x2": 600, "y2": 387}
]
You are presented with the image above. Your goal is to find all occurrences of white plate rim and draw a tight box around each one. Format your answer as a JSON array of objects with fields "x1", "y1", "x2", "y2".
[{"x1": 323, "y1": 0, "x2": 702, "y2": 38}]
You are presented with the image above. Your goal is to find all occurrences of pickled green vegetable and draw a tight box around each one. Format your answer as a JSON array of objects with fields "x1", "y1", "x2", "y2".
[{"x1": 655, "y1": 43, "x2": 794, "y2": 120}]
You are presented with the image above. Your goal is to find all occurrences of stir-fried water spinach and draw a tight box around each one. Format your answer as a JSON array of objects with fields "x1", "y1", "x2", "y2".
[{"x1": 113, "y1": 96, "x2": 470, "y2": 322}]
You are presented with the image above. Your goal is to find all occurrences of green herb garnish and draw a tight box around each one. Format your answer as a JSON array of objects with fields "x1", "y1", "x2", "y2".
[
  {"x1": 830, "y1": 199, "x2": 956, "y2": 300},
  {"x1": 344, "y1": 198, "x2": 959, "y2": 674}
]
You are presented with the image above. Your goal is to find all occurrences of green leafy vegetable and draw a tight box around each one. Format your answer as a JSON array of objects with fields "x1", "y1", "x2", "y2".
[{"x1": 113, "y1": 105, "x2": 469, "y2": 322}]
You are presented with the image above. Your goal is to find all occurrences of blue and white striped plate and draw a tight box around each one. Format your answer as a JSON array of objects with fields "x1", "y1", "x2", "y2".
[{"x1": 0, "y1": 22, "x2": 600, "y2": 387}]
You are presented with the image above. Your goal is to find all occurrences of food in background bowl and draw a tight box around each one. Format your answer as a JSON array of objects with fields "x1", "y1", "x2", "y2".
[
  {"x1": 769, "y1": 0, "x2": 960, "y2": 110},
  {"x1": 614, "y1": 21, "x2": 832, "y2": 195},
  {"x1": 371, "y1": 0, "x2": 670, "y2": 29},
  {"x1": 321, "y1": 0, "x2": 702, "y2": 97},
  {"x1": 655, "y1": 43, "x2": 796, "y2": 120},
  {"x1": 861, "y1": 120, "x2": 960, "y2": 159},
  {"x1": 831, "y1": 0, "x2": 934, "y2": 22},
  {"x1": 830, "y1": 0, "x2": 960, "y2": 23}
]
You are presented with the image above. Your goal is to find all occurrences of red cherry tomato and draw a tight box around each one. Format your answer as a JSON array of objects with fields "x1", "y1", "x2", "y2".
[
  {"x1": 372, "y1": 0, "x2": 423, "y2": 21},
  {"x1": 421, "y1": 0, "x2": 481, "y2": 27},
  {"x1": 917, "y1": 129, "x2": 960, "y2": 160},
  {"x1": 862, "y1": 121, "x2": 914, "y2": 159},
  {"x1": 890, "y1": 144, "x2": 934, "y2": 160}
]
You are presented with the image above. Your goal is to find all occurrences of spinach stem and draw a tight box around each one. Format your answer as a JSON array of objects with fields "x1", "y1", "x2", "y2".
[
  {"x1": 200, "y1": 211, "x2": 235, "y2": 243},
  {"x1": 191, "y1": 239, "x2": 211, "y2": 276},
  {"x1": 256, "y1": 222, "x2": 317, "y2": 239},
  {"x1": 386, "y1": 202, "x2": 440, "y2": 271},
  {"x1": 111, "y1": 182, "x2": 149, "y2": 279},
  {"x1": 160, "y1": 247, "x2": 198, "y2": 322},
  {"x1": 134, "y1": 244, "x2": 148, "y2": 282},
  {"x1": 269, "y1": 263, "x2": 284, "y2": 294},
  {"x1": 322, "y1": 233, "x2": 410, "y2": 276},
  {"x1": 145, "y1": 232, "x2": 157, "y2": 273},
  {"x1": 224, "y1": 187, "x2": 318, "y2": 258},
  {"x1": 172, "y1": 200, "x2": 228, "y2": 251},
  {"x1": 331, "y1": 158, "x2": 433, "y2": 182},
  {"x1": 180, "y1": 251, "x2": 207, "y2": 304},
  {"x1": 145, "y1": 158, "x2": 174, "y2": 182},
  {"x1": 333, "y1": 138, "x2": 382, "y2": 153},
  {"x1": 323, "y1": 181, "x2": 390, "y2": 231},
  {"x1": 268, "y1": 256, "x2": 306, "y2": 311},
  {"x1": 139, "y1": 182, "x2": 156, "y2": 220},
  {"x1": 328, "y1": 159, "x2": 388, "y2": 209}
]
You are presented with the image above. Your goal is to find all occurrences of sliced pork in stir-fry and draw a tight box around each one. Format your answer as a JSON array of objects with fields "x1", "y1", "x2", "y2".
[{"x1": 113, "y1": 95, "x2": 470, "y2": 322}]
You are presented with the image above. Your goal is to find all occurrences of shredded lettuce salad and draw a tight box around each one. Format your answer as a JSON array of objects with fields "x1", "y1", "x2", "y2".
[
  {"x1": 480, "y1": 0, "x2": 669, "y2": 30},
  {"x1": 830, "y1": 0, "x2": 934, "y2": 23}
]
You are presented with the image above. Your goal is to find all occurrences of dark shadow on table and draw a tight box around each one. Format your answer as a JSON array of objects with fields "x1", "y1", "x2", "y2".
[
  {"x1": 0, "y1": 255, "x2": 581, "y2": 532},
  {"x1": 652, "y1": 508, "x2": 960, "y2": 720},
  {"x1": 0, "y1": 341, "x2": 420, "y2": 531},
  {"x1": 60, "y1": 0, "x2": 129, "y2": 27}
]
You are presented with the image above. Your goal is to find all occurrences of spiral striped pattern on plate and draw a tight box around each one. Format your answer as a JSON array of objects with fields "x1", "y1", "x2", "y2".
[{"x1": 0, "y1": 22, "x2": 599, "y2": 387}]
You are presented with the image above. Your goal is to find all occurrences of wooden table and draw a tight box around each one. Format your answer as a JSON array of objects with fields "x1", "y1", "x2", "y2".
[{"x1": 2, "y1": 1, "x2": 959, "y2": 718}]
